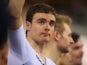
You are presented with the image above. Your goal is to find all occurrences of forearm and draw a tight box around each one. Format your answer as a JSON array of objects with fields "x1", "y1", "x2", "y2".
[
  {"x1": 7, "y1": 0, "x2": 25, "y2": 30},
  {"x1": 8, "y1": 17, "x2": 23, "y2": 30},
  {"x1": 8, "y1": 25, "x2": 26, "y2": 54}
]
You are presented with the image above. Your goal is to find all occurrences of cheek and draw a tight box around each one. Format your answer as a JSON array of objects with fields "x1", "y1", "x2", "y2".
[
  {"x1": 49, "y1": 28, "x2": 54, "y2": 36},
  {"x1": 63, "y1": 37, "x2": 69, "y2": 44},
  {"x1": 51, "y1": 30, "x2": 54, "y2": 35},
  {"x1": 32, "y1": 25, "x2": 41, "y2": 32},
  {"x1": 70, "y1": 51, "x2": 76, "y2": 55},
  {"x1": 52, "y1": 27, "x2": 54, "y2": 31},
  {"x1": 64, "y1": 34, "x2": 70, "y2": 41},
  {"x1": 63, "y1": 35, "x2": 68, "y2": 41},
  {"x1": 31, "y1": 27, "x2": 40, "y2": 37},
  {"x1": 50, "y1": 27, "x2": 54, "y2": 32},
  {"x1": 59, "y1": 43, "x2": 64, "y2": 47},
  {"x1": 72, "y1": 51, "x2": 79, "y2": 56}
]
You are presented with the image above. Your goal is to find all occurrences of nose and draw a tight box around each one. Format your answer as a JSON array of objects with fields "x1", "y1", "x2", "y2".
[
  {"x1": 70, "y1": 37, "x2": 74, "y2": 44},
  {"x1": 44, "y1": 23, "x2": 50, "y2": 31}
]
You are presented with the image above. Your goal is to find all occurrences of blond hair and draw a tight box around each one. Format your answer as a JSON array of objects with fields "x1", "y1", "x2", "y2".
[{"x1": 55, "y1": 14, "x2": 72, "y2": 34}]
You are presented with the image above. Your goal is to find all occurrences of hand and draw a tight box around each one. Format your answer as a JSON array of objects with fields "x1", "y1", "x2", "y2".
[
  {"x1": 8, "y1": 0, "x2": 25, "y2": 18},
  {"x1": 24, "y1": 0, "x2": 46, "y2": 6}
]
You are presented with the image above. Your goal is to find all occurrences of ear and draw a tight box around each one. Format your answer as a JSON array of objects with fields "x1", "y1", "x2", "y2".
[
  {"x1": 54, "y1": 31, "x2": 61, "y2": 41},
  {"x1": 26, "y1": 21, "x2": 31, "y2": 31}
]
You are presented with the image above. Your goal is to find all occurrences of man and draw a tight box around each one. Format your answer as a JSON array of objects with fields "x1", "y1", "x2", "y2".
[
  {"x1": 0, "y1": 1, "x2": 8, "y2": 64},
  {"x1": 43, "y1": 14, "x2": 74, "y2": 65},
  {"x1": 69, "y1": 32, "x2": 83, "y2": 65},
  {"x1": 0, "y1": 23, "x2": 8, "y2": 65},
  {"x1": 6, "y1": 0, "x2": 57, "y2": 65},
  {"x1": 0, "y1": 40, "x2": 8, "y2": 65}
]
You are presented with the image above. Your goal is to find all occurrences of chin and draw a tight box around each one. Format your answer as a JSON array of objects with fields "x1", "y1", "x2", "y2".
[
  {"x1": 75, "y1": 62, "x2": 82, "y2": 65},
  {"x1": 44, "y1": 40, "x2": 49, "y2": 43},
  {"x1": 74, "y1": 59, "x2": 82, "y2": 65},
  {"x1": 40, "y1": 39, "x2": 49, "y2": 44},
  {"x1": 43, "y1": 38, "x2": 50, "y2": 42}
]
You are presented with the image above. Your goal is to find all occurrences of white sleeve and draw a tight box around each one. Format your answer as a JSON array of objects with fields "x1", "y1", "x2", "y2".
[
  {"x1": 8, "y1": 25, "x2": 26, "y2": 55},
  {"x1": 8, "y1": 25, "x2": 29, "y2": 60},
  {"x1": 8, "y1": 25, "x2": 42, "y2": 65}
]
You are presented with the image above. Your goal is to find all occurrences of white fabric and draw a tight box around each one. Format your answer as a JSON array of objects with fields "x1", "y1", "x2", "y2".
[{"x1": 7, "y1": 25, "x2": 56, "y2": 65}]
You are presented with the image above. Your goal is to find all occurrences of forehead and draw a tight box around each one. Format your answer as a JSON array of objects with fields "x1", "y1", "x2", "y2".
[{"x1": 32, "y1": 13, "x2": 56, "y2": 21}]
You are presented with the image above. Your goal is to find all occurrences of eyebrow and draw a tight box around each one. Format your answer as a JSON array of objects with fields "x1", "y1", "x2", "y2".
[
  {"x1": 37, "y1": 18, "x2": 46, "y2": 21},
  {"x1": 38, "y1": 18, "x2": 55, "y2": 22}
]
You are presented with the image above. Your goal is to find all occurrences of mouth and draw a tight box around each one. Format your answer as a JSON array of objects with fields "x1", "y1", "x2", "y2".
[
  {"x1": 76, "y1": 54, "x2": 83, "y2": 59},
  {"x1": 41, "y1": 33, "x2": 50, "y2": 37},
  {"x1": 78, "y1": 55, "x2": 83, "y2": 58}
]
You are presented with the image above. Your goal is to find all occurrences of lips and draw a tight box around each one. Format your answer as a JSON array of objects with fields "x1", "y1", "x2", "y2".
[
  {"x1": 41, "y1": 33, "x2": 50, "y2": 37},
  {"x1": 76, "y1": 54, "x2": 83, "y2": 59}
]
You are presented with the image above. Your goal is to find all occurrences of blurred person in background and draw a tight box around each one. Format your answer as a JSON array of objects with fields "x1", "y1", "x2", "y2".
[
  {"x1": 0, "y1": 24, "x2": 8, "y2": 65},
  {"x1": 68, "y1": 32, "x2": 83, "y2": 65},
  {"x1": 0, "y1": 1, "x2": 8, "y2": 65},
  {"x1": 43, "y1": 14, "x2": 74, "y2": 65}
]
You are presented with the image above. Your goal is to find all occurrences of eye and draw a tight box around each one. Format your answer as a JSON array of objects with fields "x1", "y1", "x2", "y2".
[
  {"x1": 37, "y1": 18, "x2": 46, "y2": 25},
  {"x1": 49, "y1": 20, "x2": 55, "y2": 27},
  {"x1": 38, "y1": 20, "x2": 45, "y2": 25}
]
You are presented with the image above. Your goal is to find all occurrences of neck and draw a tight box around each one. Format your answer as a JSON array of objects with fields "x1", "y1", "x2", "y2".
[
  {"x1": 44, "y1": 40, "x2": 61, "y2": 63},
  {"x1": 27, "y1": 36, "x2": 44, "y2": 54},
  {"x1": 27, "y1": 36, "x2": 46, "y2": 64}
]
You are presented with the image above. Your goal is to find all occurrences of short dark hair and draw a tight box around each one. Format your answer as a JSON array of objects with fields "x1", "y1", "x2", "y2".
[
  {"x1": 71, "y1": 32, "x2": 80, "y2": 43},
  {"x1": 26, "y1": 3, "x2": 56, "y2": 23}
]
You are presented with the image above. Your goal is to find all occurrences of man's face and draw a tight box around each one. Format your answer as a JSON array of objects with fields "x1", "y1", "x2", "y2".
[
  {"x1": 29, "y1": 13, "x2": 56, "y2": 44},
  {"x1": 70, "y1": 38, "x2": 83, "y2": 65},
  {"x1": 58, "y1": 23, "x2": 74, "y2": 52}
]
